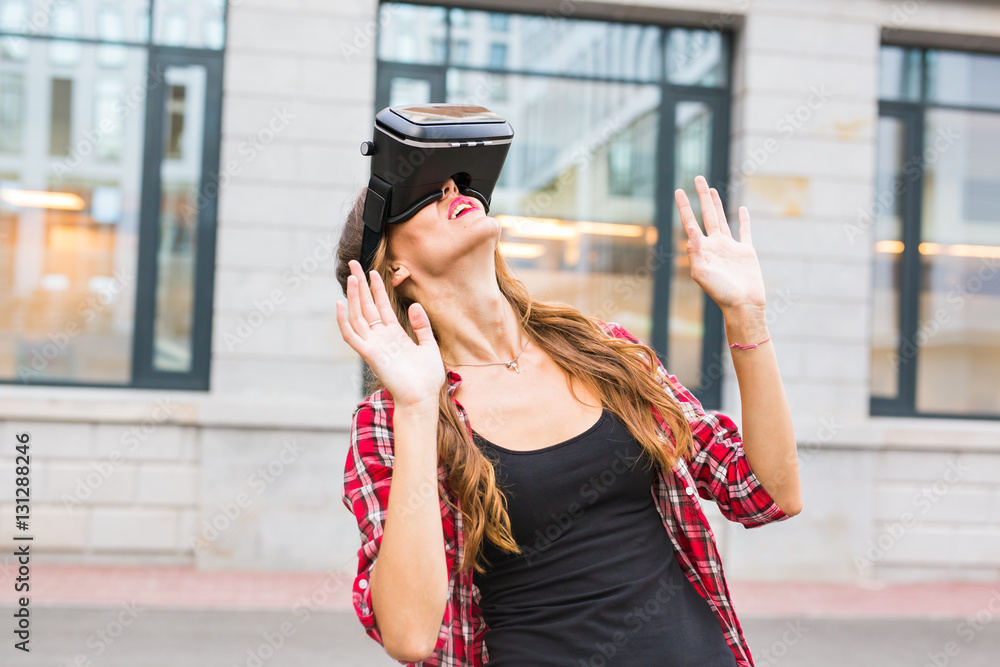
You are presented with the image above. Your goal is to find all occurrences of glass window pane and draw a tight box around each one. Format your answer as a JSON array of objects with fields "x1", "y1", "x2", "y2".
[
  {"x1": 0, "y1": 44, "x2": 148, "y2": 384},
  {"x1": 665, "y1": 28, "x2": 727, "y2": 87},
  {"x1": 0, "y1": 1, "x2": 29, "y2": 60},
  {"x1": 447, "y1": 70, "x2": 662, "y2": 344},
  {"x1": 0, "y1": 35, "x2": 27, "y2": 62},
  {"x1": 916, "y1": 109, "x2": 1000, "y2": 414},
  {"x1": 878, "y1": 45, "x2": 921, "y2": 102},
  {"x1": 489, "y1": 43, "x2": 507, "y2": 69},
  {"x1": 0, "y1": 1, "x2": 26, "y2": 30},
  {"x1": 388, "y1": 76, "x2": 432, "y2": 107},
  {"x1": 97, "y1": 8, "x2": 128, "y2": 67},
  {"x1": 870, "y1": 116, "x2": 907, "y2": 400},
  {"x1": 48, "y1": 3, "x2": 81, "y2": 66},
  {"x1": 165, "y1": 83, "x2": 187, "y2": 159},
  {"x1": 449, "y1": 10, "x2": 661, "y2": 81},
  {"x1": 153, "y1": 0, "x2": 225, "y2": 49},
  {"x1": 452, "y1": 39, "x2": 469, "y2": 63},
  {"x1": 48, "y1": 78, "x2": 73, "y2": 156},
  {"x1": 927, "y1": 49, "x2": 1000, "y2": 109},
  {"x1": 153, "y1": 64, "x2": 206, "y2": 373},
  {"x1": 6, "y1": 0, "x2": 152, "y2": 43},
  {"x1": 94, "y1": 78, "x2": 124, "y2": 161},
  {"x1": 671, "y1": 101, "x2": 712, "y2": 389},
  {"x1": 0, "y1": 70, "x2": 26, "y2": 152},
  {"x1": 490, "y1": 13, "x2": 508, "y2": 32},
  {"x1": 377, "y1": 3, "x2": 447, "y2": 65},
  {"x1": 159, "y1": 12, "x2": 186, "y2": 46}
]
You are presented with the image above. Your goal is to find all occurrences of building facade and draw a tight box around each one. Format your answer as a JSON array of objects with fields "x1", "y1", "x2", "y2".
[{"x1": 1, "y1": 0, "x2": 999, "y2": 582}]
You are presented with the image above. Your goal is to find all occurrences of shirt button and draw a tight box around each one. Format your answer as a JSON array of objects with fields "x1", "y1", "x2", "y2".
[
  {"x1": 685, "y1": 486, "x2": 695, "y2": 496},
  {"x1": 359, "y1": 579, "x2": 368, "y2": 589}
]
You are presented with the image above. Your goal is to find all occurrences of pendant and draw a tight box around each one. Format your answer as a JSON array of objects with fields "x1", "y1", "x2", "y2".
[{"x1": 505, "y1": 360, "x2": 520, "y2": 374}]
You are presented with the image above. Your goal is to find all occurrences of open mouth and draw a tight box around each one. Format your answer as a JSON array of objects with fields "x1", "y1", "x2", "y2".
[{"x1": 449, "y1": 196, "x2": 480, "y2": 220}]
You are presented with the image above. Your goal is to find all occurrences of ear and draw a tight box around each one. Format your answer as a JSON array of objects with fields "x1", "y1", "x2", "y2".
[{"x1": 391, "y1": 262, "x2": 411, "y2": 289}]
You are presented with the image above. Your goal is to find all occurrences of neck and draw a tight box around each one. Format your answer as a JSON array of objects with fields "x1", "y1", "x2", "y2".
[{"x1": 416, "y1": 267, "x2": 524, "y2": 368}]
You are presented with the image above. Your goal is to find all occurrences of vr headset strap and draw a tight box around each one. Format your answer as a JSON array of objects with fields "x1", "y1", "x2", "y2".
[{"x1": 360, "y1": 174, "x2": 392, "y2": 272}]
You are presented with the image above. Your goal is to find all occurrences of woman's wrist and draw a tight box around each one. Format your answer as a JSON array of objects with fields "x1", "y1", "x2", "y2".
[
  {"x1": 394, "y1": 399, "x2": 440, "y2": 424},
  {"x1": 723, "y1": 304, "x2": 769, "y2": 348}
]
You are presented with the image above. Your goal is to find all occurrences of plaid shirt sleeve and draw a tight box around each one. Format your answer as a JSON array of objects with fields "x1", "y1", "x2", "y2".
[
  {"x1": 597, "y1": 319, "x2": 790, "y2": 529},
  {"x1": 341, "y1": 397, "x2": 394, "y2": 649},
  {"x1": 342, "y1": 393, "x2": 458, "y2": 662}
]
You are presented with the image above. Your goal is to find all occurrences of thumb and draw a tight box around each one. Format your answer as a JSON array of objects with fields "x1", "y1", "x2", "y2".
[{"x1": 409, "y1": 302, "x2": 437, "y2": 347}]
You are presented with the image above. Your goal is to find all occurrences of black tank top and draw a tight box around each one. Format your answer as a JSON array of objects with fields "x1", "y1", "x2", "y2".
[{"x1": 471, "y1": 407, "x2": 738, "y2": 666}]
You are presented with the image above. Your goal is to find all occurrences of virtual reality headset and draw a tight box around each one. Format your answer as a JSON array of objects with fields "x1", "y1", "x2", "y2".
[{"x1": 358, "y1": 104, "x2": 514, "y2": 273}]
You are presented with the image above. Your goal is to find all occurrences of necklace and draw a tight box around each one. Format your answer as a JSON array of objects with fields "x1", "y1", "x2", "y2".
[{"x1": 444, "y1": 337, "x2": 530, "y2": 374}]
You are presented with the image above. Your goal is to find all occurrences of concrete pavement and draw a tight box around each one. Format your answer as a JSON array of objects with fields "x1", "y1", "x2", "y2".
[
  {"x1": 4, "y1": 607, "x2": 999, "y2": 666},
  {"x1": 3, "y1": 564, "x2": 998, "y2": 666}
]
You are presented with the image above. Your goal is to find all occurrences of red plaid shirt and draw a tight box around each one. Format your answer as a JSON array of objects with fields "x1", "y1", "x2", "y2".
[{"x1": 342, "y1": 319, "x2": 791, "y2": 666}]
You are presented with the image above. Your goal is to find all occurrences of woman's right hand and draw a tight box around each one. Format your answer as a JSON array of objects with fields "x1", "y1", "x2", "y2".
[{"x1": 336, "y1": 259, "x2": 445, "y2": 411}]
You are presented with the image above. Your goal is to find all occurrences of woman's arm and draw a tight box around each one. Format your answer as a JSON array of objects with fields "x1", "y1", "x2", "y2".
[
  {"x1": 337, "y1": 258, "x2": 453, "y2": 661},
  {"x1": 671, "y1": 176, "x2": 803, "y2": 518},
  {"x1": 369, "y1": 401, "x2": 450, "y2": 662},
  {"x1": 724, "y1": 304, "x2": 802, "y2": 516}
]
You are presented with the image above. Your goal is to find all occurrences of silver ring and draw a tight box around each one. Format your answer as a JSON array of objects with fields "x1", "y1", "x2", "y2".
[{"x1": 368, "y1": 319, "x2": 382, "y2": 327}]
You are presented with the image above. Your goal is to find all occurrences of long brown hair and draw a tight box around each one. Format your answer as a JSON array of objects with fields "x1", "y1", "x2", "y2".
[{"x1": 335, "y1": 187, "x2": 695, "y2": 575}]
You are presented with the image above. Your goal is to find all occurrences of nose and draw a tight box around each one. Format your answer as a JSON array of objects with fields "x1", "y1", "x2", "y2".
[{"x1": 442, "y1": 178, "x2": 459, "y2": 197}]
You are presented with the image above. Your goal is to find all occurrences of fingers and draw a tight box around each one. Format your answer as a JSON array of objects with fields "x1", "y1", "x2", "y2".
[
  {"x1": 408, "y1": 302, "x2": 438, "y2": 348},
  {"x1": 738, "y1": 206, "x2": 753, "y2": 245},
  {"x1": 710, "y1": 188, "x2": 734, "y2": 238},
  {"x1": 674, "y1": 188, "x2": 706, "y2": 242},
  {"x1": 348, "y1": 259, "x2": 382, "y2": 327},
  {"x1": 336, "y1": 300, "x2": 369, "y2": 355},
  {"x1": 345, "y1": 273, "x2": 371, "y2": 340},
  {"x1": 368, "y1": 269, "x2": 399, "y2": 327},
  {"x1": 693, "y1": 175, "x2": 721, "y2": 236}
]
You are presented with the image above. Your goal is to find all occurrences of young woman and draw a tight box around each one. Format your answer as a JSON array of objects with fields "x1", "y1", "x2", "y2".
[{"x1": 336, "y1": 174, "x2": 802, "y2": 666}]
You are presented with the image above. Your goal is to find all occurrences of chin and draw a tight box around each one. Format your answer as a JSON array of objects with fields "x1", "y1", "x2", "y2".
[
  {"x1": 481, "y1": 214, "x2": 503, "y2": 243},
  {"x1": 464, "y1": 216, "x2": 502, "y2": 259}
]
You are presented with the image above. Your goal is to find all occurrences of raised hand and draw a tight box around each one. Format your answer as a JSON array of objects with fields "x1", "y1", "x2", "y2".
[
  {"x1": 336, "y1": 259, "x2": 446, "y2": 410},
  {"x1": 674, "y1": 175, "x2": 766, "y2": 313}
]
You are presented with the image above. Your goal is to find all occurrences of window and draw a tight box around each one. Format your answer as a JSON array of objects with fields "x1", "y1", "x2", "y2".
[
  {"x1": 154, "y1": 0, "x2": 225, "y2": 49},
  {"x1": 93, "y1": 78, "x2": 125, "y2": 161},
  {"x1": 0, "y1": 1, "x2": 225, "y2": 390},
  {"x1": 165, "y1": 84, "x2": 187, "y2": 160},
  {"x1": 0, "y1": 71, "x2": 24, "y2": 152},
  {"x1": 871, "y1": 45, "x2": 1000, "y2": 419},
  {"x1": 490, "y1": 13, "x2": 508, "y2": 32},
  {"x1": 452, "y1": 39, "x2": 469, "y2": 63},
  {"x1": 97, "y1": 8, "x2": 128, "y2": 68},
  {"x1": 488, "y1": 43, "x2": 507, "y2": 69},
  {"x1": 375, "y1": 3, "x2": 732, "y2": 407},
  {"x1": 49, "y1": 79, "x2": 73, "y2": 157}
]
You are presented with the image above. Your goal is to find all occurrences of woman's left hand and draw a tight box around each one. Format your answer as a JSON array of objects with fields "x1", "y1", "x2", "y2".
[{"x1": 674, "y1": 175, "x2": 766, "y2": 314}]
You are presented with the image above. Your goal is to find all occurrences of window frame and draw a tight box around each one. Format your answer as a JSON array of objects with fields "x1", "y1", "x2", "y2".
[
  {"x1": 0, "y1": 2, "x2": 227, "y2": 391},
  {"x1": 371, "y1": 2, "x2": 734, "y2": 410},
  {"x1": 872, "y1": 44, "x2": 1000, "y2": 420},
  {"x1": 131, "y1": 45, "x2": 224, "y2": 391}
]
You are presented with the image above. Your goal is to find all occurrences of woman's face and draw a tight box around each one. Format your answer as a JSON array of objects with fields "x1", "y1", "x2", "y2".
[{"x1": 386, "y1": 176, "x2": 500, "y2": 288}]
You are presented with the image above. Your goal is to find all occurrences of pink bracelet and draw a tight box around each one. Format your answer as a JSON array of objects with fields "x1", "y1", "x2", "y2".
[{"x1": 729, "y1": 334, "x2": 771, "y2": 350}]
